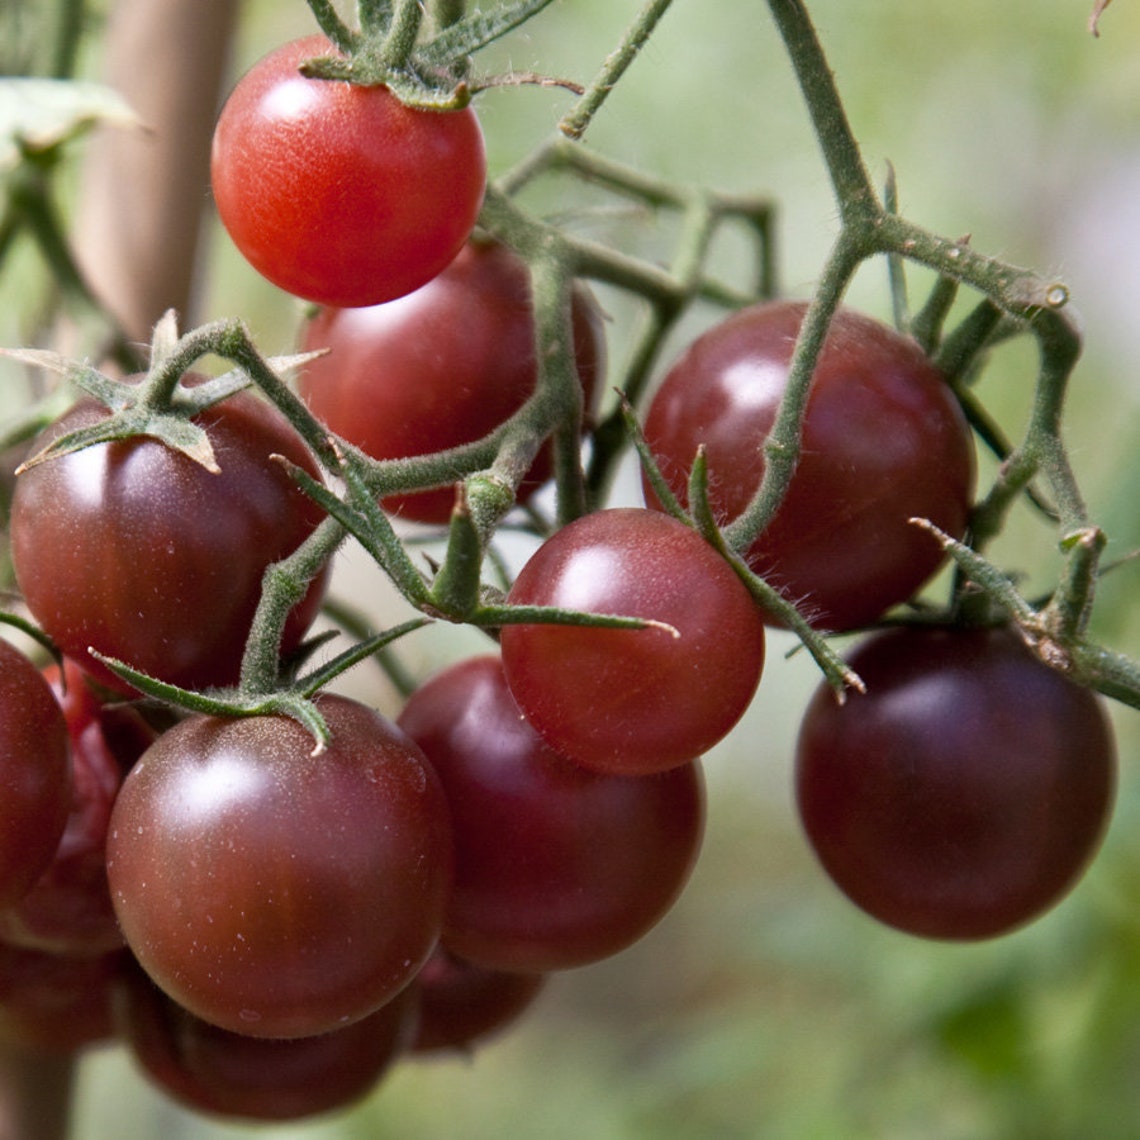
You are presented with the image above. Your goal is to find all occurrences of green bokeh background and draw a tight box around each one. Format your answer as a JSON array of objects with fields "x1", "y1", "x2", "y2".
[{"x1": 8, "y1": 1, "x2": 1140, "y2": 1137}]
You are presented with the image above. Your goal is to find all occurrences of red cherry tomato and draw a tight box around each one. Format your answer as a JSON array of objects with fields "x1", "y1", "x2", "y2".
[
  {"x1": 500, "y1": 508, "x2": 765, "y2": 774},
  {"x1": 299, "y1": 239, "x2": 605, "y2": 523},
  {"x1": 642, "y1": 301, "x2": 975, "y2": 630},
  {"x1": 796, "y1": 625, "x2": 1116, "y2": 939},
  {"x1": 211, "y1": 35, "x2": 486, "y2": 307},
  {"x1": 107, "y1": 696, "x2": 454, "y2": 1038}
]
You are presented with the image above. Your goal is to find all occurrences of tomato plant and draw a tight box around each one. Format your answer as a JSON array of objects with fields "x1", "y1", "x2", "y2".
[
  {"x1": 0, "y1": 640, "x2": 72, "y2": 912},
  {"x1": 298, "y1": 238, "x2": 605, "y2": 523},
  {"x1": 398, "y1": 655, "x2": 705, "y2": 971},
  {"x1": 641, "y1": 301, "x2": 976, "y2": 631},
  {"x1": 499, "y1": 508, "x2": 766, "y2": 774},
  {"x1": 9, "y1": 389, "x2": 329, "y2": 695},
  {"x1": 3, "y1": 0, "x2": 1140, "y2": 1133},
  {"x1": 796, "y1": 625, "x2": 1117, "y2": 939},
  {"x1": 106, "y1": 695, "x2": 454, "y2": 1038},
  {"x1": 210, "y1": 34, "x2": 486, "y2": 308}
]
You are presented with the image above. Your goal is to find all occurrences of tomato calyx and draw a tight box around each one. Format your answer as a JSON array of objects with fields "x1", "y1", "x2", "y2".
[
  {"x1": 87, "y1": 615, "x2": 434, "y2": 755},
  {"x1": 8, "y1": 312, "x2": 318, "y2": 475},
  {"x1": 296, "y1": 0, "x2": 566, "y2": 110}
]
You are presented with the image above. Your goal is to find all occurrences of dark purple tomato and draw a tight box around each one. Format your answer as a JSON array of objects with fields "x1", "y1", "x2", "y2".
[
  {"x1": 796, "y1": 625, "x2": 1116, "y2": 939},
  {"x1": 642, "y1": 301, "x2": 975, "y2": 630},
  {"x1": 117, "y1": 963, "x2": 416, "y2": 1122},
  {"x1": 211, "y1": 35, "x2": 486, "y2": 307},
  {"x1": 398, "y1": 655, "x2": 705, "y2": 971},
  {"x1": 10, "y1": 389, "x2": 329, "y2": 695},
  {"x1": 410, "y1": 945, "x2": 544, "y2": 1054},
  {"x1": 106, "y1": 695, "x2": 454, "y2": 1038},
  {"x1": 298, "y1": 239, "x2": 605, "y2": 523},
  {"x1": 499, "y1": 508, "x2": 765, "y2": 774},
  {"x1": 0, "y1": 640, "x2": 71, "y2": 909}
]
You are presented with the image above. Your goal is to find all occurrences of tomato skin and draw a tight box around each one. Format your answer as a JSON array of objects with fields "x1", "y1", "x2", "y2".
[
  {"x1": 796, "y1": 625, "x2": 1116, "y2": 940},
  {"x1": 398, "y1": 655, "x2": 705, "y2": 971},
  {"x1": 0, "y1": 640, "x2": 71, "y2": 909},
  {"x1": 211, "y1": 35, "x2": 486, "y2": 308},
  {"x1": 10, "y1": 390, "x2": 329, "y2": 695},
  {"x1": 117, "y1": 964, "x2": 416, "y2": 1122},
  {"x1": 106, "y1": 696, "x2": 454, "y2": 1038},
  {"x1": 299, "y1": 239, "x2": 605, "y2": 523},
  {"x1": 499, "y1": 508, "x2": 765, "y2": 774},
  {"x1": 642, "y1": 301, "x2": 975, "y2": 631}
]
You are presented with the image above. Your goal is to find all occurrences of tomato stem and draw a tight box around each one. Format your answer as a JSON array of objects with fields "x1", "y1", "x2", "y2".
[{"x1": 559, "y1": 0, "x2": 678, "y2": 141}]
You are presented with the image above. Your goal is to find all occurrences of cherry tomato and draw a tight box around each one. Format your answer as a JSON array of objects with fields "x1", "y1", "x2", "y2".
[
  {"x1": 298, "y1": 239, "x2": 605, "y2": 523},
  {"x1": 10, "y1": 390, "x2": 329, "y2": 695},
  {"x1": 410, "y1": 946, "x2": 544, "y2": 1054},
  {"x1": 106, "y1": 695, "x2": 454, "y2": 1038},
  {"x1": 0, "y1": 660, "x2": 156, "y2": 957},
  {"x1": 398, "y1": 655, "x2": 705, "y2": 971},
  {"x1": 0, "y1": 640, "x2": 71, "y2": 909},
  {"x1": 499, "y1": 508, "x2": 765, "y2": 774},
  {"x1": 642, "y1": 301, "x2": 975, "y2": 630},
  {"x1": 796, "y1": 625, "x2": 1116, "y2": 940},
  {"x1": 118, "y1": 963, "x2": 416, "y2": 1122},
  {"x1": 211, "y1": 35, "x2": 486, "y2": 307}
]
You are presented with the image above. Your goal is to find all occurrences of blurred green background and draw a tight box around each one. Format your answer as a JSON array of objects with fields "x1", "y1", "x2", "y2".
[{"x1": 7, "y1": 0, "x2": 1140, "y2": 1136}]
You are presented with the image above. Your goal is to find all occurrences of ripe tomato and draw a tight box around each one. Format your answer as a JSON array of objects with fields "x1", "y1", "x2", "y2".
[
  {"x1": 410, "y1": 946, "x2": 545, "y2": 1054},
  {"x1": 0, "y1": 640, "x2": 71, "y2": 910},
  {"x1": 0, "y1": 660, "x2": 155, "y2": 957},
  {"x1": 298, "y1": 239, "x2": 605, "y2": 523},
  {"x1": 211, "y1": 35, "x2": 486, "y2": 307},
  {"x1": 795, "y1": 625, "x2": 1116, "y2": 940},
  {"x1": 106, "y1": 695, "x2": 454, "y2": 1038},
  {"x1": 10, "y1": 390, "x2": 329, "y2": 695},
  {"x1": 642, "y1": 301, "x2": 975, "y2": 631},
  {"x1": 398, "y1": 655, "x2": 705, "y2": 971},
  {"x1": 499, "y1": 508, "x2": 765, "y2": 774},
  {"x1": 118, "y1": 963, "x2": 416, "y2": 1122}
]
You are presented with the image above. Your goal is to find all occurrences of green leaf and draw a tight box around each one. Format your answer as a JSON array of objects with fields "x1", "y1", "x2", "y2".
[{"x1": 0, "y1": 77, "x2": 139, "y2": 172}]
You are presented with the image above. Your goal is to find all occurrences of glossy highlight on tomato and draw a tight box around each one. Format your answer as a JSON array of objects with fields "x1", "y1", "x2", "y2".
[
  {"x1": 399, "y1": 654, "x2": 705, "y2": 971},
  {"x1": 10, "y1": 389, "x2": 329, "y2": 694},
  {"x1": 106, "y1": 696, "x2": 454, "y2": 1038},
  {"x1": 642, "y1": 301, "x2": 976, "y2": 631},
  {"x1": 211, "y1": 35, "x2": 486, "y2": 307},
  {"x1": 299, "y1": 239, "x2": 605, "y2": 523},
  {"x1": 500, "y1": 508, "x2": 765, "y2": 774},
  {"x1": 795, "y1": 625, "x2": 1116, "y2": 940}
]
